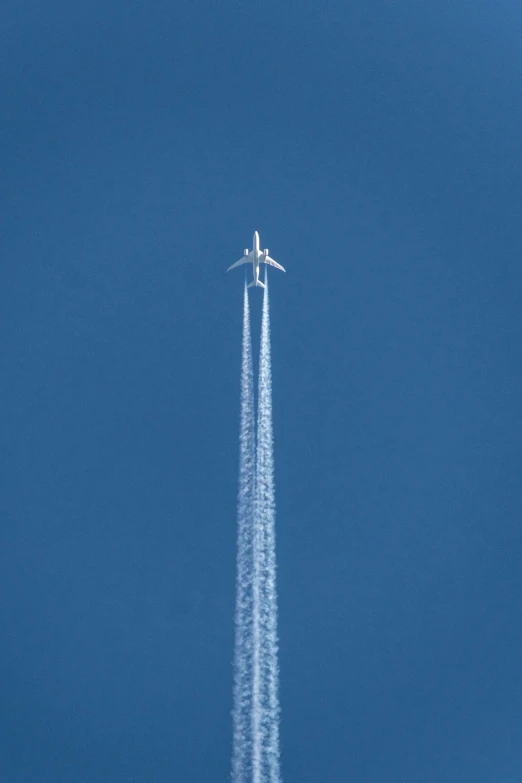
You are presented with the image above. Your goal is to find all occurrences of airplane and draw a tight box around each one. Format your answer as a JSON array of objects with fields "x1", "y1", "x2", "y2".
[{"x1": 226, "y1": 231, "x2": 285, "y2": 288}]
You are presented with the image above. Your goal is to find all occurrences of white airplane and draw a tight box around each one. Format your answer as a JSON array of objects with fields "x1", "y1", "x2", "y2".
[{"x1": 227, "y1": 231, "x2": 285, "y2": 288}]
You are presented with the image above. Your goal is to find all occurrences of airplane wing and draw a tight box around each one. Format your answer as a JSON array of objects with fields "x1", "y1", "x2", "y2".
[
  {"x1": 263, "y1": 255, "x2": 286, "y2": 272},
  {"x1": 226, "y1": 256, "x2": 249, "y2": 272}
]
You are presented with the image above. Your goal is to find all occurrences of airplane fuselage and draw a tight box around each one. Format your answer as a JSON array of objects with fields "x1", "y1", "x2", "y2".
[{"x1": 248, "y1": 231, "x2": 263, "y2": 286}]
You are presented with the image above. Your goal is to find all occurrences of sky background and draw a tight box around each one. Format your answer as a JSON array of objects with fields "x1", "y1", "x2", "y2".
[{"x1": 1, "y1": 1, "x2": 522, "y2": 781}]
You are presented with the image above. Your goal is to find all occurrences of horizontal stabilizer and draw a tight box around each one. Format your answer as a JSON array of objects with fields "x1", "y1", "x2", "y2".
[{"x1": 247, "y1": 280, "x2": 265, "y2": 289}]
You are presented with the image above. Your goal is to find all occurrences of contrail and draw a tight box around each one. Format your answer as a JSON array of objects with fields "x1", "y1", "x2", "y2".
[
  {"x1": 232, "y1": 275, "x2": 281, "y2": 783},
  {"x1": 254, "y1": 273, "x2": 281, "y2": 783},
  {"x1": 232, "y1": 284, "x2": 255, "y2": 783}
]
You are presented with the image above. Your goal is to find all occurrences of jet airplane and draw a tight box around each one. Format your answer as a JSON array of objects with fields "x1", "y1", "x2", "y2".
[{"x1": 227, "y1": 231, "x2": 285, "y2": 288}]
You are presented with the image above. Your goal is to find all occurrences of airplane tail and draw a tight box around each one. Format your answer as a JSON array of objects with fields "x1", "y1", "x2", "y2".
[{"x1": 247, "y1": 280, "x2": 265, "y2": 289}]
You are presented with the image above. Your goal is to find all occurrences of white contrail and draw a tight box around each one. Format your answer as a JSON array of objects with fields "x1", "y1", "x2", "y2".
[
  {"x1": 232, "y1": 275, "x2": 281, "y2": 783},
  {"x1": 255, "y1": 273, "x2": 281, "y2": 783},
  {"x1": 232, "y1": 284, "x2": 256, "y2": 783}
]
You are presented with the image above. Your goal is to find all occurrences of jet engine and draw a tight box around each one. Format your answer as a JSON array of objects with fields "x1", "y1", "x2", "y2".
[
  {"x1": 244, "y1": 249, "x2": 249, "y2": 256},
  {"x1": 264, "y1": 249, "x2": 269, "y2": 256}
]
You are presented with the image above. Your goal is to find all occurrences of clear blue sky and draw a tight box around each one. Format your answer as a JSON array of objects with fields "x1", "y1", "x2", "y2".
[{"x1": 1, "y1": 2, "x2": 521, "y2": 781}]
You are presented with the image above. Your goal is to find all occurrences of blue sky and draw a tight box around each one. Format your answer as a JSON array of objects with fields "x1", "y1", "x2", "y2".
[{"x1": 1, "y1": 2, "x2": 522, "y2": 781}]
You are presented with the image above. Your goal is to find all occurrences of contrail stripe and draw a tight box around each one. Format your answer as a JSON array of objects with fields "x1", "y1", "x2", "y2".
[
  {"x1": 255, "y1": 275, "x2": 281, "y2": 783},
  {"x1": 232, "y1": 284, "x2": 255, "y2": 783}
]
